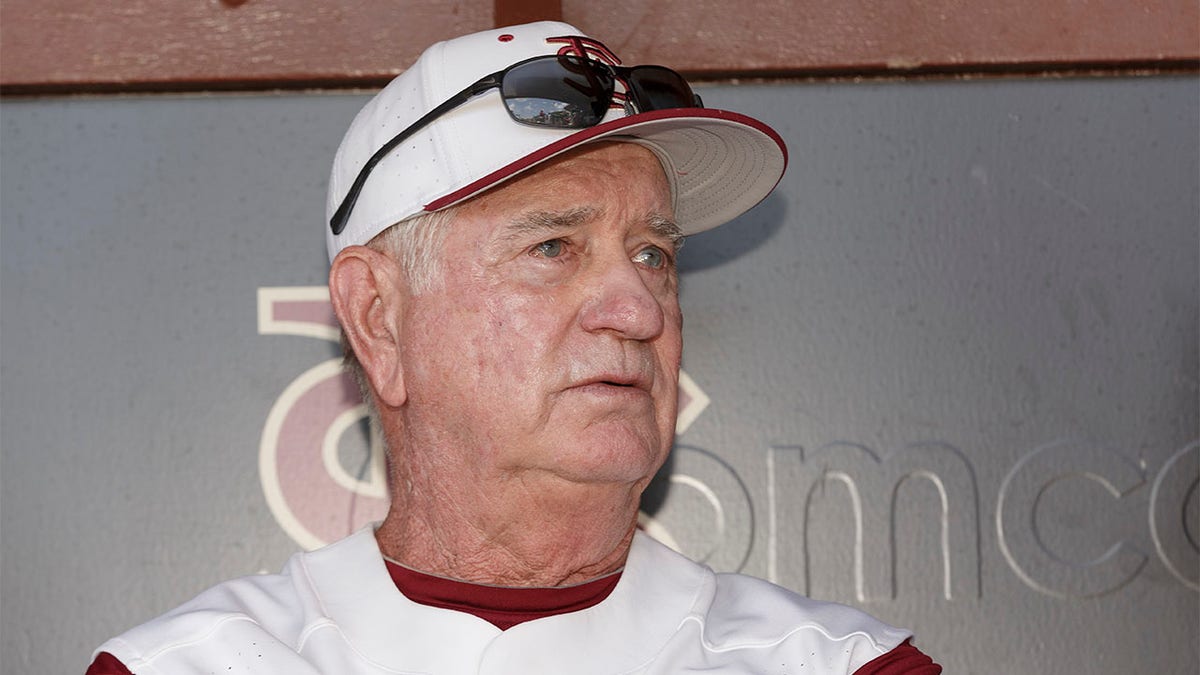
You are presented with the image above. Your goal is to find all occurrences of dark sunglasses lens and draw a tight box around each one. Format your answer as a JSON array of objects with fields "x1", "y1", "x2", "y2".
[
  {"x1": 627, "y1": 66, "x2": 698, "y2": 111},
  {"x1": 501, "y1": 56, "x2": 614, "y2": 128}
]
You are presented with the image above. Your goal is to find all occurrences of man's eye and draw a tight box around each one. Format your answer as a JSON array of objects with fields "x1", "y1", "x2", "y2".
[
  {"x1": 532, "y1": 239, "x2": 565, "y2": 258},
  {"x1": 632, "y1": 246, "x2": 666, "y2": 269}
]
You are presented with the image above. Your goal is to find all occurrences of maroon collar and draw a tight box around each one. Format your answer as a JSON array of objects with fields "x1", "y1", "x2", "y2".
[{"x1": 384, "y1": 559, "x2": 621, "y2": 630}]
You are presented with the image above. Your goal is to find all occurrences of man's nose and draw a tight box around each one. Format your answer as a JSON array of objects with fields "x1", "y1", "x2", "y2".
[{"x1": 578, "y1": 260, "x2": 666, "y2": 341}]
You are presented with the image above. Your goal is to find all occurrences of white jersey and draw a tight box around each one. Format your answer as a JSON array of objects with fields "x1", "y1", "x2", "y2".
[{"x1": 96, "y1": 528, "x2": 911, "y2": 674}]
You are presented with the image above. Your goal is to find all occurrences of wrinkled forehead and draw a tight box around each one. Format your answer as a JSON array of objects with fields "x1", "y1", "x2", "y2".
[{"x1": 452, "y1": 140, "x2": 674, "y2": 224}]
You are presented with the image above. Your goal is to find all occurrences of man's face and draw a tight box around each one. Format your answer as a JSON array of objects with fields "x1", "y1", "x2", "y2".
[{"x1": 396, "y1": 142, "x2": 681, "y2": 489}]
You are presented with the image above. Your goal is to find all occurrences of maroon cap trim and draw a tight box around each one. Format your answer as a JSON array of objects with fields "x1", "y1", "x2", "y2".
[{"x1": 422, "y1": 108, "x2": 788, "y2": 213}]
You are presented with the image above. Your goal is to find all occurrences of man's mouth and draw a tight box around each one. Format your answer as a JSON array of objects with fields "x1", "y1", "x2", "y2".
[{"x1": 575, "y1": 373, "x2": 650, "y2": 393}]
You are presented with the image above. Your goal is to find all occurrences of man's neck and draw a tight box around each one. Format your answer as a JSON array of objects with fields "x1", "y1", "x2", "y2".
[{"x1": 374, "y1": 471, "x2": 644, "y2": 587}]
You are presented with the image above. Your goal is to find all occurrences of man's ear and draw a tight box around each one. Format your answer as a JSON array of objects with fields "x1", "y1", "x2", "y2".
[{"x1": 329, "y1": 245, "x2": 408, "y2": 408}]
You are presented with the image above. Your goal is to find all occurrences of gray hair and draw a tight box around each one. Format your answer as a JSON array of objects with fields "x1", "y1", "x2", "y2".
[{"x1": 340, "y1": 207, "x2": 458, "y2": 412}]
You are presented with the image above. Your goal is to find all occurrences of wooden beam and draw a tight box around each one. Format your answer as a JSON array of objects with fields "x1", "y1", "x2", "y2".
[
  {"x1": 495, "y1": 0, "x2": 563, "y2": 27},
  {"x1": 565, "y1": 0, "x2": 1199, "y2": 77},
  {"x1": 1, "y1": 0, "x2": 1194, "y2": 94},
  {"x1": 0, "y1": 1, "x2": 492, "y2": 94}
]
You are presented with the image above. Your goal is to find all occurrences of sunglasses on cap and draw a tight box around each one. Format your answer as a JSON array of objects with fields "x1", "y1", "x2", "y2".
[{"x1": 330, "y1": 54, "x2": 703, "y2": 236}]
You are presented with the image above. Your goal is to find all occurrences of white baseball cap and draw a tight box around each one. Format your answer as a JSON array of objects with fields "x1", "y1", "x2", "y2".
[{"x1": 325, "y1": 21, "x2": 788, "y2": 261}]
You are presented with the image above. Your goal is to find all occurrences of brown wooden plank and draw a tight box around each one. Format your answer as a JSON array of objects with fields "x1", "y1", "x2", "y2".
[
  {"x1": 0, "y1": 0, "x2": 493, "y2": 92},
  {"x1": 1, "y1": 0, "x2": 1195, "y2": 93},
  {"x1": 565, "y1": 0, "x2": 1199, "y2": 75},
  {"x1": 495, "y1": 0, "x2": 561, "y2": 26}
]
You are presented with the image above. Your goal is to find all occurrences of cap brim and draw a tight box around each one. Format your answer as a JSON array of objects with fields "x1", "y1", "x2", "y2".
[{"x1": 422, "y1": 108, "x2": 788, "y2": 236}]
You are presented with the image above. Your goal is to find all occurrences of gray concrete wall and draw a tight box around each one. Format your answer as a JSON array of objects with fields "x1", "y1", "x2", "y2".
[{"x1": 1, "y1": 76, "x2": 1196, "y2": 674}]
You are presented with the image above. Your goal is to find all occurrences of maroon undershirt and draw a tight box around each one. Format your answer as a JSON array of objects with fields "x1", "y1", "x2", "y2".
[
  {"x1": 384, "y1": 558, "x2": 623, "y2": 630},
  {"x1": 86, "y1": 560, "x2": 939, "y2": 674}
]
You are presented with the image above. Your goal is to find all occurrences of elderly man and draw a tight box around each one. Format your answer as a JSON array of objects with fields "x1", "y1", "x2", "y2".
[{"x1": 90, "y1": 22, "x2": 940, "y2": 674}]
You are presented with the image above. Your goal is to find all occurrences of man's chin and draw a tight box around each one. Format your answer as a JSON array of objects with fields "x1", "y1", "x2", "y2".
[{"x1": 543, "y1": 429, "x2": 670, "y2": 486}]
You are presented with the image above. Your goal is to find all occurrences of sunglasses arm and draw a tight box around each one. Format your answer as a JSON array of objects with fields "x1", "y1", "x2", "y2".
[{"x1": 329, "y1": 74, "x2": 503, "y2": 236}]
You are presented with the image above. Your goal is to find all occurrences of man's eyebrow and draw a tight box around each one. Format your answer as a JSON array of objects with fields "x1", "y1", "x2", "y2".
[
  {"x1": 503, "y1": 207, "x2": 598, "y2": 240},
  {"x1": 647, "y1": 213, "x2": 684, "y2": 253},
  {"x1": 500, "y1": 207, "x2": 683, "y2": 252}
]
